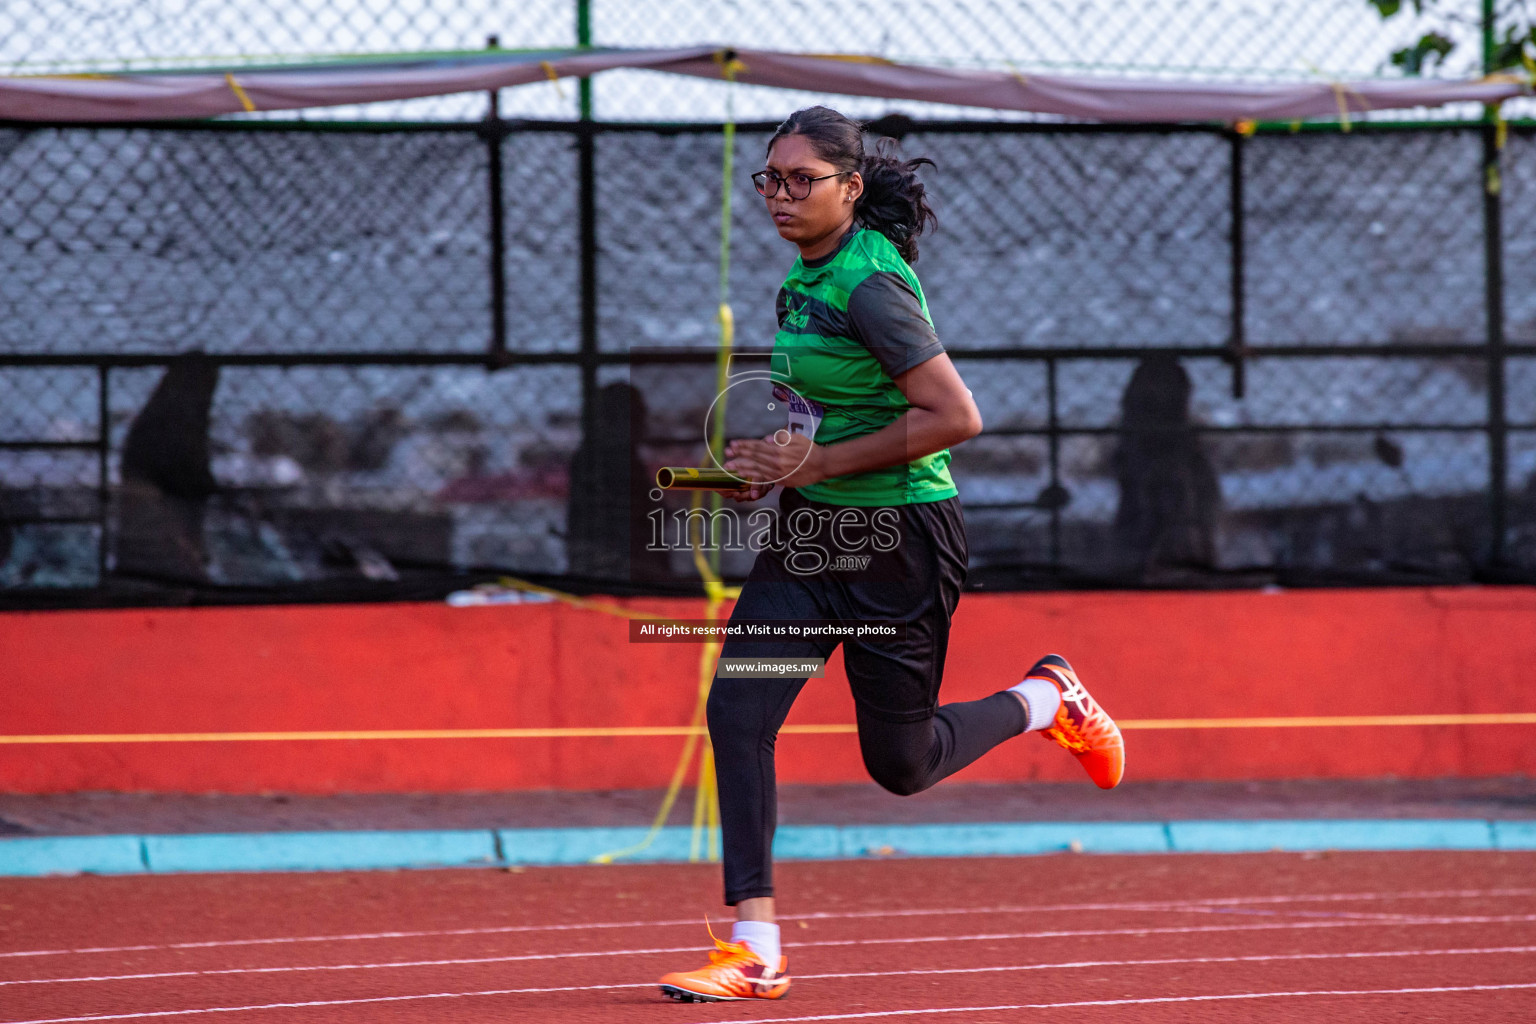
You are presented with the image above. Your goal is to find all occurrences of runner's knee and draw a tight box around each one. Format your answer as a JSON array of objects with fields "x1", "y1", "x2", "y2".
[
  {"x1": 861, "y1": 745, "x2": 933, "y2": 797},
  {"x1": 706, "y1": 678, "x2": 761, "y2": 751}
]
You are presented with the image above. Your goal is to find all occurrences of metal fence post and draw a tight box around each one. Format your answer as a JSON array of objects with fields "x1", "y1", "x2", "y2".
[
  {"x1": 577, "y1": 0, "x2": 599, "y2": 447},
  {"x1": 1483, "y1": 124, "x2": 1507, "y2": 567},
  {"x1": 1482, "y1": 0, "x2": 1508, "y2": 567},
  {"x1": 1227, "y1": 129, "x2": 1247, "y2": 401},
  {"x1": 1046, "y1": 356, "x2": 1061, "y2": 569},
  {"x1": 484, "y1": 36, "x2": 509, "y2": 367},
  {"x1": 96, "y1": 363, "x2": 110, "y2": 581}
]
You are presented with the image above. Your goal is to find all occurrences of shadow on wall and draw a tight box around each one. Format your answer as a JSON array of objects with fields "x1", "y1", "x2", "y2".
[
  {"x1": 114, "y1": 355, "x2": 417, "y2": 587},
  {"x1": 116, "y1": 352, "x2": 221, "y2": 583},
  {"x1": 565, "y1": 382, "x2": 672, "y2": 586},
  {"x1": 1112, "y1": 354, "x2": 1220, "y2": 583}
]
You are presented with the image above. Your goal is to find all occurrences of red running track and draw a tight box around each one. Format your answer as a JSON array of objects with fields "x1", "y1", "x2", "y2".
[{"x1": 1, "y1": 852, "x2": 1535, "y2": 1023}]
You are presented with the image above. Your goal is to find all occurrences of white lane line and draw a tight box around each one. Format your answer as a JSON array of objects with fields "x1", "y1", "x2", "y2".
[
  {"x1": 681, "y1": 983, "x2": 1536, "y2": 1023},
  {"x1": 800, "y1": 943, "x2": 1536, "y2": 981},
  {"x1": 4, "y1": 886, "x2": 1531, "y2": 960},
  {"x1": 0, "y1": 945, "x2": 702, "y2": 987},
  {"x1": 0, "y1": 984, "x2": 624, "y2": 1024},
  {"x1": 7, "y1": 917, "x2": 1536, "y2": 988},
  {"x1": 4, "y1": 946, "x2": 1536, "y2": 1024}
]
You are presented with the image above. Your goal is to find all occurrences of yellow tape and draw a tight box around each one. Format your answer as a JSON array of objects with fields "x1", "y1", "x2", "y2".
[
  {"x1": 806, "y1": 53, "x2": 896, "y2": 66},
  {"x1": 223, "y1": 72, "x2": 256, "y2": 113},
  {"x1": 494, "y1": 574, "x2": 726, "y2": 623},
  {"x1": 0, "y1": 727, "x2": 722, "y2": 744},
  {"x1": 713, "y1": 48, "x2": 748, "y2": 78},
  {"x1": 1302, "y1": 62, "x2": 1369, "y2": 132},
  {"x1": 539, "y1": 60, "x2": 566, "y2": 99},
  {"x1": 1121, "y1": 713, "x2": 1536, "y2": 730},
  {"x1": 6, "y1": 714, "x2": 1534, "y2": 745}
]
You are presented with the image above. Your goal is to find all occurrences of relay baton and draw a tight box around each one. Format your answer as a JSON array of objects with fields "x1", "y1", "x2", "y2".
[{"x1": 656, "y1": 467, "x2": 752, "y2": 492}]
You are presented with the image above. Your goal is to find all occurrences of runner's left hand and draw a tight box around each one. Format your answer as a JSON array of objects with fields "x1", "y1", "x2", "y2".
[{"x1": 724, "y1": 432, "x2": 826, "y2": 490}]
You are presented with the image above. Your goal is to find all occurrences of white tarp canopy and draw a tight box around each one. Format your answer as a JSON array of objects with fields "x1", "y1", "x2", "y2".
[{"x1": 1, "y1": 46, "x2": 1526, "y2": 123}]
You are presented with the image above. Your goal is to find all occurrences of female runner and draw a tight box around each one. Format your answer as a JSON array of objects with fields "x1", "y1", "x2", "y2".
[{"x1": 659, "y1": 106, "x2": 1125, "y2": 1003}]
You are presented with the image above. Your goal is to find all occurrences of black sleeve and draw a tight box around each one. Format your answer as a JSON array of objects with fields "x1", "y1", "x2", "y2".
[{"x1": 845, "y1": 271, "x2": 945, "y2": 380}]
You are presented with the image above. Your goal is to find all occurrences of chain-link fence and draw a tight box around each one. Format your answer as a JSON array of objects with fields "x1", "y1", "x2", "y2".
[
  {"x1": 3, "y1": 115, "x2": 1534, "y2": 605},
  {"x1": 2, "y1": 1, "x2": 1522, "y2": 121}
]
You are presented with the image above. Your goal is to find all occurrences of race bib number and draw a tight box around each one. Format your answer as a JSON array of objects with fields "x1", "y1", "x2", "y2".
[{"x1": 772, "y1": 383, "x2": 824, "y2": 441}]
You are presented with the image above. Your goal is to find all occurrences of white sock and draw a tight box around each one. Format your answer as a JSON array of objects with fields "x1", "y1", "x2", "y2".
[
  {"x1": 731, "y1": 920, "x2": 782, "y2": 967},
  {"x1": 1009, "y1": 676, "x2": 1062, "y2": 732}
]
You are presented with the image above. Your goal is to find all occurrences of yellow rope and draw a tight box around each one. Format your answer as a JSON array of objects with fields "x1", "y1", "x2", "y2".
[
  {"x1": 705, "y1": 745, "x2": 720, "y2": 860},
  {"x1": 0, "y1": 726, "x2": 737, "y2": 744},
  {"x1": 494, "y1": 574, "x2": 739, "y2": 621},
  {"x1": 1330, "y1": 80, "x2": 1352, "y2": 131},
  {"x1": 9, "y1": 714, "x2": 1535, "y2": 746},
  {"x1": 590, "y1": 602, "x2": 723, "y2": 864},
  {"x1": 1122, "y1": 712, "x2": 1536, "y2": 730},
  {"x1": 805, "y1": 53, "x2": 896, "y2": 66},
  {"x1": 223, "y1": 73, "x2": 256, "y2": 112},
  {"x1": 539, "y1": 60, "x2": 566, "y2": 99},
  {"x1": 23, "y1": 72, "x2": 116, "y2": 81},
  {"x1": 689, "y1": 730, "x2": 718, "y2": 862},
  {"x1": 594, "y1": 57, "x2": 741, "y2": 865},
  {"x1": 1301, "y1": 61, "x2": 1371, "y2": 132}
]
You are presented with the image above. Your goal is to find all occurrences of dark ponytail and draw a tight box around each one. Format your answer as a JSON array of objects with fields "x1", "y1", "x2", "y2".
[
  {"x1": 857, "y1": 137, "x2": 937, "y2": 265},
  {"x1": 767, "y1": 106, "x2": 937, "y2": 264}
]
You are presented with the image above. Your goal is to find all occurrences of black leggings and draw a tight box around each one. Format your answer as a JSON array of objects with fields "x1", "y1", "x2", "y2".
[{"x1": 706, "y1": 489, "x2": 1027, "y2": 905}]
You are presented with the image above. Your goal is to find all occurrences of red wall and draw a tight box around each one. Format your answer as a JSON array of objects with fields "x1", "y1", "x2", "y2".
[{"x1": 1, "y1": 587, "x2": 1533, "y2": 793}]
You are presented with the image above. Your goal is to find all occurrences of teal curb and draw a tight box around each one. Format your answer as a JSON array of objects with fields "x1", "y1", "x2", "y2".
[
  {"x1": 498, "y1": 827, "x2": 698, "y2": 863},
  {"x1": 0, "y1": 819, "x2": 1526, "y2": 876},
  {"x1": 773, "y1": 826, "x2": 843, "y2": 859},
  {"x1": 1166, "y1": 819, "x2": 1495, "y2": 853},
  {"x1": 1492, "y1": 821, "x2": 1536, "y2": 849},
  {"x1": 829, "y1": 822, "x2": 1170, "y2": 857},
  {"x1": 0, "y1": 835, "x2": 146, "y2": 876},
  {"x1": 143, "y1": 830, "x2": 498, "y2": 873}
]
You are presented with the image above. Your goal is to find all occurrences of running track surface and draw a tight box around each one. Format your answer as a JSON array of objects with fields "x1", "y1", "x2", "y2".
[{"x1": 2, "y1": 852, "x2": 1534, "y2": 1023}]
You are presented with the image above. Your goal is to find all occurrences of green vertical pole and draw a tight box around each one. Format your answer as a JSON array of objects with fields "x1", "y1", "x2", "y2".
[
  {"x1": 577, "y1": 0, "x2": 592, "y2": 121},
  {"x1": 1483, "y1": 0, "x2": 1497, "y2": 76}
]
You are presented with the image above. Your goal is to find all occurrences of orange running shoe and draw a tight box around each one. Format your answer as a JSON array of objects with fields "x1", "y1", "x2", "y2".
[
  {"x1": 658, "y1": 933, "x2": 790, "y2": 1002},
  {"x1": 1026, "y1": 654, "x2": 1124, "y2": 789}
]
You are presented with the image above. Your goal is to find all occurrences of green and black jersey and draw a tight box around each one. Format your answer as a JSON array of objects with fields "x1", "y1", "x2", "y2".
[{"x1": 772, "y1": 227, "x2": 958, "y2": 506}]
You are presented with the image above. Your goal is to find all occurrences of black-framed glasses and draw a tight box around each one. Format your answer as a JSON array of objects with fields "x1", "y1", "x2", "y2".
[{"x1": 751, "y1": 170, "x2": 842, "y2": 200}]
